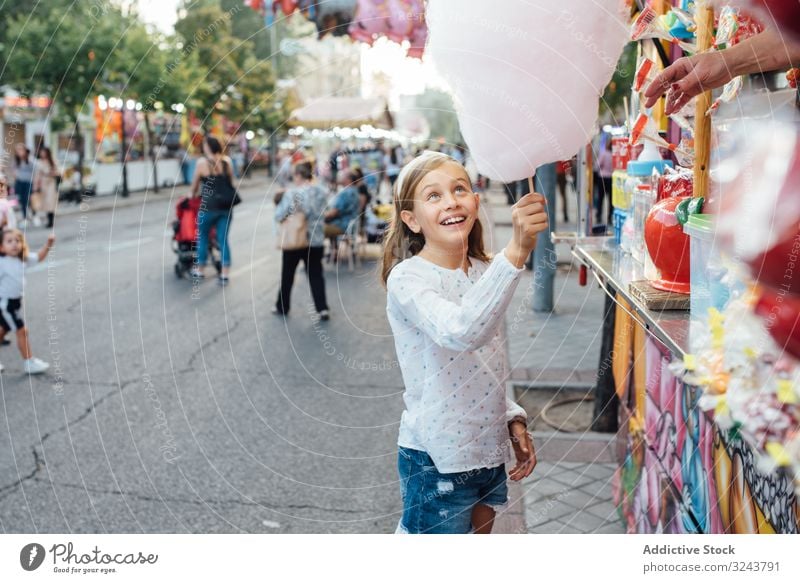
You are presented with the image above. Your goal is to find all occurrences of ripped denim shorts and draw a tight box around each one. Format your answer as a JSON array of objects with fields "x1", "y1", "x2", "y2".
[{"x1": 396, "y1": 446, "x2": 508, "y2": 534}]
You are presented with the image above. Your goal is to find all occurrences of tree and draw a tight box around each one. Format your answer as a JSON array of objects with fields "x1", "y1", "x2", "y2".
[
  {"x1": 600, "y1": 41, "x2": 637, "y2": 123},
  {"x1": 2, "y1": 1, "x2": 133, "y2": 180},
  {"x1": 414, "y1": 89, "x2": 464, "y2": 146}
]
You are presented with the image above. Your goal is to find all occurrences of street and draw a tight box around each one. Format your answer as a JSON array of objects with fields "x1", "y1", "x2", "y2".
[{"x1": 0, "y1": 178, "x2": 404, "y2": 533}]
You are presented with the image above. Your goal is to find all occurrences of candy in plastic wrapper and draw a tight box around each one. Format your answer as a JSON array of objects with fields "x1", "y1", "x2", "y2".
[
  {"x1": 631, "y1": 5, "x2": 698, "y2": 52},
  {"x1": 706, "y1": 76, "x2": 743, "y2": 116},
  {"x1": 657, "y1": 167, "x2": 694, "y2": 201},
  {"x1": 630, "y1": 113, "x2": 694, "y2": 165},
  {"x1": 714, "y1": 6, "x2": 740, "y2": 49},
  {"x1": 633, "y1": 57, "x2": 658, "y2": 93}
]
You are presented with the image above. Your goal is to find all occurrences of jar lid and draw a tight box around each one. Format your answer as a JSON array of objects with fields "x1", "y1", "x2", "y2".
[{"x1": 626, "y1": 159, "x2": 674, "y2": 176}]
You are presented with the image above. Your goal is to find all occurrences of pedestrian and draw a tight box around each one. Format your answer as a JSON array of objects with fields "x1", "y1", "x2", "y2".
[
  {"x1": 272, "y1": 161, "x2": 330, "y2": 320},
  {"x1": 0, "y1": 174, "x2": 17, "y2": 230},
  {"x1": 323, "y1": 170, "x2": 360, "y2": 261},
  {"x1": 384, "y1": 145, "x2": 401, "y2": 190},
  {"x1": 12, "y1": 144, "x2": 34, "y2": 226},
  {"x1": 594, "y1": 139, "x2": 613, "y2": 226},
  {"x1": 0, "y1": 228, "x2": 54, "y2": 374},
  {"x1": 33, "y1": 146, "x2": 60, "y2": 229},
  {"x1": 189, "y1": 136, "x2": 237, "y2": 285},
  {"x1": 380, "y1": 150, "x2": 545, "y2": 534},
  {"x1": 555, "y1": 160, "x2": 570, "y2": 223}
]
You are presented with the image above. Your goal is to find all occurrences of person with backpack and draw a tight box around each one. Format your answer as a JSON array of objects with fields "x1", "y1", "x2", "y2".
[{"x1": 189, "y1": 136, "x2": 240, "y2": 285}]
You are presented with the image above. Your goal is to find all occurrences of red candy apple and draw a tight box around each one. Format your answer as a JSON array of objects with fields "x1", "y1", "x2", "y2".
[{"x1": 644, "y1": 196, "x2": 692, "y2": 294}]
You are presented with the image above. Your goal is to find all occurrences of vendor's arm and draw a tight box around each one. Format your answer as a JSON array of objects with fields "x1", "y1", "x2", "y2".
[
  {"x1": 644, "y1": 28, "x2": 800, "y2": 113},
  {"x1": 387, "y1": 251, "x2": 524, "y2": 352}
]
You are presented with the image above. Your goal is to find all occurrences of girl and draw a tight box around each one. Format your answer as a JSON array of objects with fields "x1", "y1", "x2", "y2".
[
  {"x1": 0, "y1": 228, "x2": 55, "y2": 374},
  {"x1": 382, "y1": 151, "x2": 548, "y2": 534},
  {"x1": 33, "y1": 146, "x2": 60, "y2": 228}
]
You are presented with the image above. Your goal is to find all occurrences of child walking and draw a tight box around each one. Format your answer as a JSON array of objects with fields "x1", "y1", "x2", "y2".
[
  {"x1": 382, "y1": 151, "x2": 548, "y2": 534},
  {"x1": 0, "y1": 229, "x2": 55, "y2": 374}
]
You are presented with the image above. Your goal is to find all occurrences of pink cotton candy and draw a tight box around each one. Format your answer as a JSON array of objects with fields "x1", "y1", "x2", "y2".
[{"x1": 425, "y1": 1, "x2": 629, "y2": 181}]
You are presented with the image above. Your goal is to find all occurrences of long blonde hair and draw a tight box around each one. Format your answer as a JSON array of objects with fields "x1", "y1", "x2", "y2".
[
  {"x1": 380, "y1": 150, "x2": 490, "y2": 286},
  {"x1": 1, "y1": 228, "x2": 29, "y2": 261}
]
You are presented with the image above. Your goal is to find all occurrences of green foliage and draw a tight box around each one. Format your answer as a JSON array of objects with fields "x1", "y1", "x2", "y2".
[
  {"x1": 600, "y1": 41, "x2": 637, "y2": 122},
  {"x1": 413, "y1": 89, "x2": 463, "y2": 146}
]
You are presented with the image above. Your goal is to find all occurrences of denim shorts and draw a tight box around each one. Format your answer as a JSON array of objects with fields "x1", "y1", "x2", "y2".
[{"x1": 397, "y1": 446, "x2": 508, "y2": 534}]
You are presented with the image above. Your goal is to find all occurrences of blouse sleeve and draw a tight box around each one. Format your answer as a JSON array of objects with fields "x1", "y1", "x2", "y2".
[
  {"x1": 505, "y1": 396, "x2": 527, "y2": 424},
  {"x1": 274, "y1": 189, "x2": 295, "y2": 223},
  {"x1": 387, "y1": 250, "x2": 524, "y2": 351}
]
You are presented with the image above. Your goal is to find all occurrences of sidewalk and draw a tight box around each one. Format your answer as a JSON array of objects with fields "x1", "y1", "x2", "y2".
[
  {"x1": 485, "y1": 184, "x2": 625, "y2": 534},
  {"x1": 52, "y1": 173, "x2": 273, "y2": 217}
]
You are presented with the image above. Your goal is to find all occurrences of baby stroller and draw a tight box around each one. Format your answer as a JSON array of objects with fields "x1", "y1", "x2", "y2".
[{"x1": 172, "y1": 196, "x2": 222, "y2": 279}]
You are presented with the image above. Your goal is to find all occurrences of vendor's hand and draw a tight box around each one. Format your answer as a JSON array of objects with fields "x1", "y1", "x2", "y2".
[
  {"x1": 505, "y1": 192, "x2": 548, "y2": 268},
  {"x1": 643, "y1": 52, "x2": 731, "y2": 114},
  {"x1": 508, "y1": 420, "x2": 537, "y2": 481}
]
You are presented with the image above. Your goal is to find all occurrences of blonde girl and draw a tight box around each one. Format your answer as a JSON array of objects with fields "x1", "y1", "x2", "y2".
[
  {"x1": 382, "y1": 151, "x2": 547, "y2": 534},
  {"x1": 0, "y1": 228, "x2": 54, "y2": 374}
]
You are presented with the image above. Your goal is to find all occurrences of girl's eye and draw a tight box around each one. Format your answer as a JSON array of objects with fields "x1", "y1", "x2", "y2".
[
  {"x1": 455, "y1": 185, "x2": 467, "y2": 193},
  {"x1": 427, "y1": 192, "x2": 441, "y2": 201}
]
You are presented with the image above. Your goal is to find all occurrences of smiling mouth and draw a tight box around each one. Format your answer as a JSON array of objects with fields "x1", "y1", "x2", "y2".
[{"x1": 440, "y1": 216, "x2": 466, "y2": 226}]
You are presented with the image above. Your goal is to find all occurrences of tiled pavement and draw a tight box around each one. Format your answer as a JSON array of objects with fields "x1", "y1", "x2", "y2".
[{"x1": 485, "y1": 185, "x2": 625, "y2": 534}]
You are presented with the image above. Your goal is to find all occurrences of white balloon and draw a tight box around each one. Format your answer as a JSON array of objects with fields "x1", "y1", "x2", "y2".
[{"x1": 426, "y1": 0, "x2": 629, "y2": 181}]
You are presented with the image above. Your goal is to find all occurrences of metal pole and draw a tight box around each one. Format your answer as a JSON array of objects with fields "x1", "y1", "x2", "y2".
[
  {"x1": 120, "y1": 105, "x2": 129, "y2": 198},
  {"x1": 532, "y1": 162, "x2": 557, "y2": 312}
]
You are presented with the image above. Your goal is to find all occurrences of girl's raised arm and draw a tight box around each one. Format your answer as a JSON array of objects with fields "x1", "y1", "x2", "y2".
[{"x1": 387, "y1": 251, "x2": 523, "y2": 352}]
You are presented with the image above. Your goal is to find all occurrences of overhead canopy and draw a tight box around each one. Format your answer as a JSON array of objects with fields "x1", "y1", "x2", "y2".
[{"x1": 288, "y1": 97, "x2": 393, "y2": 130}]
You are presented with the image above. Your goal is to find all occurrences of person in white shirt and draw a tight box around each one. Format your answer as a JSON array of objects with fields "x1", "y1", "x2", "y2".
[
  {"x1": 381, "y1": 151, "x2": 548, "y2": 534},
  {"x1": 0, "y1": 173, "x2": 18, "y2": 230},
  {"x1": 0, "y1": 228, "x2": 54, "y2": 374}
]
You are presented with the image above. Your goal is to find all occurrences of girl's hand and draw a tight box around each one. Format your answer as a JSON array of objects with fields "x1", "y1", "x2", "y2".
[
  {"x1": 508, "y1": 420, "x2": 537, "y2": 481},
  {"x1": 505, "y1": 192, "x2": 549, "y2": 268}
]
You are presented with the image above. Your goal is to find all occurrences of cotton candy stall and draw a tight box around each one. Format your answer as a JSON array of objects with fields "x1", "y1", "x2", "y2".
[{"x1": 425, "y1": 0, "x2": 629, "y2": 181}]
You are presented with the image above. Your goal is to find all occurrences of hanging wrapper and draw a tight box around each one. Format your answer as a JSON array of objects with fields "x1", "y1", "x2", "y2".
[
  {"x1": 630, "y1": 113, "x2": 695, "y2": 166},
  {"x1": 348, "y1": 0, "x2": 427, "y2": 57},
  {"x1": 633, "y1": 57, "x2": 658, "y2": 93},
  {"x1": 706, "y1": 76, "x2": 743, "y2": 116},
  {"x1": 631, "y1": 5, "x2": 698, "y2": 53},
  {"x1": 714, "y1": 5, "x2": 764, "y2": 49}
]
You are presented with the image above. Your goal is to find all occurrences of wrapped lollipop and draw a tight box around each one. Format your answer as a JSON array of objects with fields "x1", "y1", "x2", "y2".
[
  {"x1": 631, "y1": 5, "x2": 698, "y2": 53},
  {"x1": 706, "y1": 76, "x2": 743, "y2": 116},
  {"x1": 633, "y1": 58, "x2": 658, "y2": 93},
  {"x1": 630, "y1": 113, "x2": 695, "y2": 166}
]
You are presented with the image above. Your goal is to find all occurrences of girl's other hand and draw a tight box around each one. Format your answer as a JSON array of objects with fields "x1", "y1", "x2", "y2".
[
  {"x1": 508, "y1": 420, "x2": 537, "y2": 481},
  {"x1": 505, "y1": 192, "x2": 549, "y2": 268}
]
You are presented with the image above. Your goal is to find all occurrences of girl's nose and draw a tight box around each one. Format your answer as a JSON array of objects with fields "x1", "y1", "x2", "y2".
[{"x1": 442, "y1": 191, "x2": 459, "y2": 208}]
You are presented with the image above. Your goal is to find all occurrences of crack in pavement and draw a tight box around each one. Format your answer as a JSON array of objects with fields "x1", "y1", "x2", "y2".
[
  {"x1": 0, "y1": 376, "x2": 142, "y2": 501},
  {"x1": 186, "y1": 313, "x2": 244, "y2": 370}
]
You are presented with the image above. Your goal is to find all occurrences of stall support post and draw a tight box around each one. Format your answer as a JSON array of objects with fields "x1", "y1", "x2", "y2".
[
  {"x1": 532, "y1": 162, "x2": 557, "y2": 313},
  {"x1": 693, "y1": 6, "x2": 715, "y2": 199},
  {"x1": 591, "y1": 290, "x2": 619, "y2": 432}
]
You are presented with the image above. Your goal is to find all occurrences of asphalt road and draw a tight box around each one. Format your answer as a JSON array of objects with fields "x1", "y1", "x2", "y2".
[{"x1": 0, "y1": 177, "x2": 405, "y2": 533}]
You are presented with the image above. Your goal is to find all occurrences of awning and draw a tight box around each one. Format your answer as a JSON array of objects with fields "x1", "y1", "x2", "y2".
[{"x1": 288, "y1": 97, "x2": 393, "y2": 130}]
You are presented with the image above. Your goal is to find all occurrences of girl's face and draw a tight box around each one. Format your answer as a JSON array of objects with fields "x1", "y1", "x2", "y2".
[
  {"x1": 15, "y1": 144, "x2": 26, "y2": 157},
  {"x1": 1, "y1": 233, "x2": 22, "y2": 258},
  {"x1": 400, "y1": 161, "x2": 479, "y2": 253}
]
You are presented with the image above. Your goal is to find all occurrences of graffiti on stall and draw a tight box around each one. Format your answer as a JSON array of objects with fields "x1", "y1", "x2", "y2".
[
  {"x1": 612, "y1": 319, "x2": 800, "y2": 533},
  {"x1": 712, "y1": 431, "x2": 799, "y2": 534}
]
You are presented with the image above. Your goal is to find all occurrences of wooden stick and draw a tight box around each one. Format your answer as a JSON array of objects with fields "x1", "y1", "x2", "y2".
[
  {"x1": 528, "y1": 175, "x2": 535, "y2": 195},
  {"x1": 693, "y1": 5, "x2": 715, "y2": 200}
]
